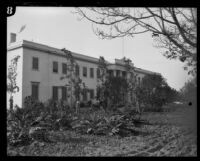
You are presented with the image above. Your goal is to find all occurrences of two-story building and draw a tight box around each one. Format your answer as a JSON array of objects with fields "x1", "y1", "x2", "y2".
[{"x1": 7, "y1": 33, "x2": 160, "y2": 108}]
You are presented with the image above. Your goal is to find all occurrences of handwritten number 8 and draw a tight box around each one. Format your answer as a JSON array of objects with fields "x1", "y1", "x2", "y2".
[{"x1": 7, "y1": 7, "x2": 13, "y2": 15}]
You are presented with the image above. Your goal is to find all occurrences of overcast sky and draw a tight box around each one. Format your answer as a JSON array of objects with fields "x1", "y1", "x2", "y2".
[{"x1": 7, "y1": 7, "x2": 193, "y2": 91}]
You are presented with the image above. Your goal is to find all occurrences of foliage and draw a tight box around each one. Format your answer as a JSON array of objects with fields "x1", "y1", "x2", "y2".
[
  {"x1": 135, "y1": 74, "x2": 179, "y2": 112},
  {"x1": 71, "y1": 108, "x2": 148, "y2": 137},
  {"x1": 7, "y1": 55, "x2": 20, "y2": 110},
  {"x1": 75, "y1": 8, "x2": 196, "y2": 76},
  {"x1": 96, "y1": 56, "x2": 138, "y2": 108},
  {"x1": 123, "y1": 57, "x2": 138, "y2": 105},
  {"x1": 105, "y1": 75, "x2": 129, "y2": 105},
  {"x1": 7, "y1": 96, "x2": 72, "y2": 147},
  {"x1": 180, "y1": 77, "x2": 196, "y2": 105},
  {"x1": 61, "y1": 48, "x2": 87, "y2": 109},
  {"x1": 96, "y1": 56, "x2": 108, "y2": 102}
]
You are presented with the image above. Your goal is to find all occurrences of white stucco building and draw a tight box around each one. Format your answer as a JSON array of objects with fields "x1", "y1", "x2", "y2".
[{"x1": 7, "y1": 35, "x2": 160, "y2": 108}]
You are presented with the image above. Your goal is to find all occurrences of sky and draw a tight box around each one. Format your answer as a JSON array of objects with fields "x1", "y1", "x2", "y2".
[{"x1": 7, "y1": 7, "x2": 193, "y2": 91}]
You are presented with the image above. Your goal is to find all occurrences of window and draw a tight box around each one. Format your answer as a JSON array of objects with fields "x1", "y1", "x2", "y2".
[
  {"x1": 108, "y1": 70, "x2": 113, "y2": 77},
  {"x1": 31, "y1": 82, "x2": 39, "y2": 100},
  {"x1": 32, "y1": 57, "x2": 39, "y2": 70},
  {"x1": 52, "y1": 86, "x2": 58, "y2": 100},
  {"x1": 75, "y1": 65, "x2": 79, "y2": 76},
  {"x1": 138, "y1": 77, "x2": 141, "y2": 84},
  {"x1": 83, "y1": 67, "x2": 87, "y2": 77},
  {"x1": 116, "y1": 70, "x2": 120, "y2": 77},
  {"x1": 83, "y1": 91, "x2": 87, "y2": 101},
  {"x1": 53, "y1": 61, "x2": 58, "y2": 73},
  {"x1": 90, "y1": 68, "x2": 94, "y2": 78},
  {"x1": 62, "y1": 63, "x2": 67, "y2": 74},
  {"x1": 90, "y1": 89, "x2": 94, "y2": 99},
  {"x1": 122, "y1": 71, "x2": 127, "y2": 78},
  {"x1": 97, "y1": 68, "x2": 100, "y2": 78},
  {"x1": 62, "y1": 86, "x2": 67, "y2": 100}
]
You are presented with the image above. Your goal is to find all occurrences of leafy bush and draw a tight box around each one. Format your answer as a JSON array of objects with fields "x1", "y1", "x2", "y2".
[
  {"x1": 7, "y1": 97, "x2": 72, "y2": 146},
  {"x1": 180, "y1": 77, "x2": 196, "y2": 107},
  {"x1": 135, "y1": 74, "x2": 179, "y2": 111},
  {"x1": 71, "y1": 107, "x2": 148, "y2": 137}
]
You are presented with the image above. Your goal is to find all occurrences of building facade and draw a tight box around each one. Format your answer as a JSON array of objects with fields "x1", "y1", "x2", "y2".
[{"x1": 7, "y1": 38, "x2": 160, "y2": 108}]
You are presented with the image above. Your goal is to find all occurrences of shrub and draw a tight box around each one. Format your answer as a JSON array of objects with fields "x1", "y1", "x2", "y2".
[{"x1": 7, "y1": 97, "x2": 69, "y2": 146}]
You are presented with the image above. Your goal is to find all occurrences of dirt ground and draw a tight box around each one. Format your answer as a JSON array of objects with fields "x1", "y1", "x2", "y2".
[{"x1": 7, "y1": 103, "x2": 197, "y2": 156}]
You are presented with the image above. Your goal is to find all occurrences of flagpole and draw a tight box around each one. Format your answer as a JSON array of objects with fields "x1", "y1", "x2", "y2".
[{"x1": 122, "y1": 36, "x2": 124, "y2": 58}]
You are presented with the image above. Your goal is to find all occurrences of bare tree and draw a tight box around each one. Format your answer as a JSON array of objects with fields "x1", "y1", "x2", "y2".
[{"x1": 74, "y1": 7, "x2": 197, "y2": 75}]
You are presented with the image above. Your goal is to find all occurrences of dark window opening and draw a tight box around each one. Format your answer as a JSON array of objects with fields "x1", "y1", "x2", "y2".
[
  {"x1": 90, "y1": 68, "x2": 94, "y2": 78},
  {"x1": 75, "y1": 65, "x2": 79, "y2": 76},
  {"x1": 83, "y1": 67, "x2": 87, "y2": 77},
  {"x1": 62, "y1": 63, "x2": 67, "y2": 74},
  {"x1": 62, "y1": 86, "x2": 67, "y2": 100},
  {"x1": 83, "y1": 91, "x2": 87, "y2": 101},
  {"x1": 31, "y1": 82, "x2": 39, "y2": 100},
  {"x1": 116, "y1": 70, "x2": 120, "y2": 77},
  {"x1": 52, "y1": 86, "x2": 58, "y2": 100},
  {"x1": 97, "y1": 68, "x2": 100, "y2": 78},
  {"x1": 32, "y1": 57, "x2": 39, "y2": 70},
  {"x1": 108, "y1": 70, "x2": 113, "y2": 77},
  {"x1": 53, "y1": 61, "x2": 58, "y2": 73},
  {"x1": 90, "y1": 89, "x2": 94, "y2": 99},
  {"x1": 122, "y1": 71, "x2": 127, "y2": 78}
]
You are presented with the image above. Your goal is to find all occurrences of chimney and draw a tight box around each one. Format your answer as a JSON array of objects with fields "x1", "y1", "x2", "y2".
[{"x1": 10, "y1": 33, "x2": 16, "y2": 43}]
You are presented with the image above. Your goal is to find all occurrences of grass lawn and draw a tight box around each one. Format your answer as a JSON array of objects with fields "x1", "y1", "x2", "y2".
[{"x1": 7, "y1": 103, "x2": 197, "y2": 156}]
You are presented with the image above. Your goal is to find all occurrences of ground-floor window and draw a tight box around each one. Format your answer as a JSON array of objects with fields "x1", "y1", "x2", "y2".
[
  {"x1": 52, "y1": 86, "x2": 58, "y2": 100},
  {"x1": 83, "y1": 91, "x2": 87, "y2": 101},
  {"x1": 31, "y1": 82, "x2": 39, "y2": 100},
  {"x1": 61, "y1": 86, "x2": 67, "y2": 100},
  {"x1": 90, "y1": 89, "x2": 94, "y2": 99}
]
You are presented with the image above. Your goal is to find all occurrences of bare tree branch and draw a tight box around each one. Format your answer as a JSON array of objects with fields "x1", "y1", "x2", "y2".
[{"x1": 74, "y1": 7, "x2": 197, "y2": 75}]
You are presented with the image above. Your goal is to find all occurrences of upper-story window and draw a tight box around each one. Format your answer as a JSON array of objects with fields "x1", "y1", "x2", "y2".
[
  {"x1": 138, "y1": 77, "x2": 141, "y2": 84},
  {"x1": 32, "y1": 57, "x2": 39, "y2": 70},
  {"x1": 97, "y1": 68, "x2": 100, "y2": 78},
  {"x1": 75, "y1": 65, "x2": 79, "y2": 76},
  {"x1": 62, "y1": 63, "x2": 67, "y2": 74},
  {"x1": 90, "y1": 68, "x2": 94, "y2": 78},
  {"x1": 83, "y1": 66, "x2": 87, "y2": 77},
  {"x1": 53, "y1": 61, "x2": 58, "y2": 73}
]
